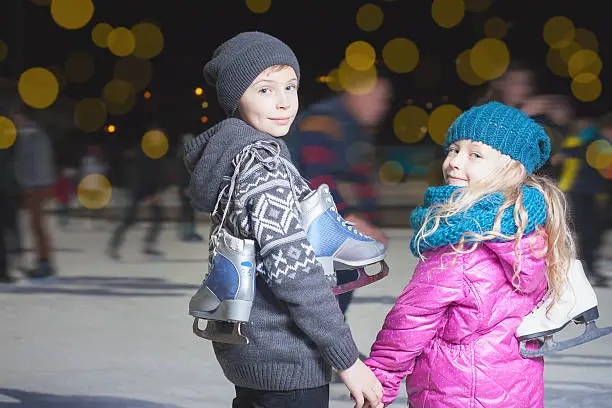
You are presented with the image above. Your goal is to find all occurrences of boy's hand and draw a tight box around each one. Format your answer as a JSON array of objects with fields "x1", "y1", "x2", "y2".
[{"x1": 338, "y1": 359, "x2": 383, "y2": 408}]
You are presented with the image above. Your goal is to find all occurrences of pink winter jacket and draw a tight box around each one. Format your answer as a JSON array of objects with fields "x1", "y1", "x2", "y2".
[{"x1": 365, "y1": 231, "x2": 548, "y2": 408}]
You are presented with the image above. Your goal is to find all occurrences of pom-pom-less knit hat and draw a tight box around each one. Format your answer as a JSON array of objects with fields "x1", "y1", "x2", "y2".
[
  {"x1": 444, "y1": 101, "x2": 551, "y2": 173},
  {"x1": 203, "y1": 31, "x2": 301, "y2": 117}
]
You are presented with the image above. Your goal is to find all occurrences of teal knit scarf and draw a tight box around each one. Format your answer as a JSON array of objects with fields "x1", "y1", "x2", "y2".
[{"x1": 410, "y1": 185, "x2": 547, "y2": 257}]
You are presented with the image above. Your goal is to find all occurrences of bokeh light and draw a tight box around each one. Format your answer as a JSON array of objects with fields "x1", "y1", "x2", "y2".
[
  {"x1": 560, "y1": 41, "x2": 582, "y2": 63},
  {"x1": 108, "y1": 27, "x2": 136, "y2": 57},
  {"x1": 78, "y1": 174, "x2": 112, "y2": 210},
  {"x1": 543, "y1": 16, "x2": 575, "y2": 49},
  {"x1": 345, "y1": 41, "x2": 376, "y2": 71},
  {"x1": 382, "y1": 38, "x2": 419, "y2": 74},
  {"x1": 428, "y1": 104, "x2": 463, "y2": 145},
  {"x1": 74, "y1": 98, "x2": 107, "y2": 133},
  {"x1": 567, "y1": 49, "x2": 602, "y2": 78},
  {"x1": 18, "y1": 67, "x2": 59, "y2": 109},
  {"x1": 326, "y1": 68, "x2": 343, "y2": 92},
  {"x1": 586, "y1": 140, "x2": 612, "y2": 170},
  {"x1": 431, "y1": 0, "x2": 465, "y2": 29},
  {"x1": 131, "y1": 22, "x2": 164, "y2": 59},
  {"x1": 0, "y1": 40, "x2": 8, "y2": 62},
  {"x1": 573, "y1": 28, "x2": 599, "y2": 52},
  {"x1": 50, "y1": 0, "x2": 94, "y2": 30},
  {"x1": 0, "y1": 116, "x2": 17, "y2": 149},
  {"x1": 456, "y1": 50, "x2": 486, "y2": 85},
  {"x1": 470, "y1": 38, "x2": 510, "y2": 80},
  {"x1": 379, "y1": 161, "x2": 404, "y2": 184},
  {"x1": 570, "y1": 73, "x2": 601, "y2": 102},
  {"x1": 201, "y1": 101, "x2": 208, "y2": 108},
  {"x1": 356, "y1": 4, "x2": 384, "y2": 32},
  {"x1": 338, "y1": 60, "x2": 377, "y2": 95},
  {"x1": 92, "y1": 22, "x2": 113, "y2": 48},
  {"x1": 114, "y1": 56, "x2": 153, "y2": 92},
  {"x1": 194, "y1": 87, "x2": 204, "y2": 96},
  {"x1": 106, "y1": 124, "x2": 116, "y2": 133},
  {"x1": 141, "y1": 129, "x2": 169, "y2": 159},
  {"x1": 246, "y1": 0, "x2": 271, "y2": 13},
  {"x1": 463, "y1": 0, "x2": 491, "y2": 12},
  {"x1": 546, "y1": 48, "x2": 569, "y2": 77},
  {"x1": 64, "y1": 51, "x2": 94, "y2": 83},
  {"x1": 393, "y1": 106, "x2": 429, "y2": 143},
  {"x1": 484, "y1": 17, "x2": 507, "y2": 39},
  {"x1": 200, "y1": 116, "x2": 209, "y2": 124},
  {"x1": 103, "y1": 79, "x2": 136, "y2": 115}
]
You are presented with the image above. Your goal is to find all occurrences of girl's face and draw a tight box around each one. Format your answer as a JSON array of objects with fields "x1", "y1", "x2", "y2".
[
  {"x1": 499, "y1": 70, "x2": 534, "y2": 107},
  {"x1": 238, "y1": 66, "x2": 299, "y2": 137},
  {"x1": 443, "y1": 140, "x2": 511, "y2": 187}
]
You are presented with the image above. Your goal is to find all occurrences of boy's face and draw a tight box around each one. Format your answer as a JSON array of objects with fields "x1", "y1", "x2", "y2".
[
  {"x1": 238, "y1": 66, "x2": 299, "y2": 137},
  {"x1": 442, "y1": 139, "x2": 510, "y2": 187}
]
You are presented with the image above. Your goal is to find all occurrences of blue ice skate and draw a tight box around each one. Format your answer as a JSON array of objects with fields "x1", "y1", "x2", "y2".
[
  {"x1": 299, "y1": 184, "x2": 388, "y2": 295},
  {"x1": 190, "y1": 228, "x2": 256, "y2": 344}
]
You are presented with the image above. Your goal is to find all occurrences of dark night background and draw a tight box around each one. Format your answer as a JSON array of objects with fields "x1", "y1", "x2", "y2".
[{"x1": 0, "y1": 0, "x2": 610, "y2": 157}]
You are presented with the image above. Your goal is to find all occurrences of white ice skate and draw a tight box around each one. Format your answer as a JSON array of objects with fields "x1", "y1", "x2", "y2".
[
  {"x1": 299, "y1": 184, "x2": 388, "y2": 295},
  {"x1": 516, "y1": 259, "x2": 612, "y2": 358}
]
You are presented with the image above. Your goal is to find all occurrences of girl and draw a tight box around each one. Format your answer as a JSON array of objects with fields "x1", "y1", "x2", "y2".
[{"x1": 364, "y1": 101, "x2": 575, "y2": 407}]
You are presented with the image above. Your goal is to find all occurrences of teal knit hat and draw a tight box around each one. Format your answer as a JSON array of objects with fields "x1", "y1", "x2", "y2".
[{"x1": 444, "y1": 101, "x2": 551, "y2": 173}]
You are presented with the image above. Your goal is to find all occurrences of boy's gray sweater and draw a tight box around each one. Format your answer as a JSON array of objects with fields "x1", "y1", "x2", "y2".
[{"x1": 184, "y1": 118, "x2": 358, "y2": 391}]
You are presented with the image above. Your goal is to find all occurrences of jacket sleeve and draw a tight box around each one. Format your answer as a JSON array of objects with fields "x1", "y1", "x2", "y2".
[
  {"x1": 237, "y1": 163, "x2": 359, "y2": 371},
  {"x1": 364, "y1": 252, "x2": 468, "y2": 406}
]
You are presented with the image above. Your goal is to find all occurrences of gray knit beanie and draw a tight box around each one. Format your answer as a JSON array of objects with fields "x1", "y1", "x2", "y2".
[{"x1": 203, "y1": 31, "x2": 301, "y2": 117}]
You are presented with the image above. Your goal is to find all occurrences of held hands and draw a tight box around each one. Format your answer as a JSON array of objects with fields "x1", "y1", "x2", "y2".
[
  {"x1": 338, "y1": 359, "x2": 384, "y2": 408},
  {"x1": 345, "y1": 214, "x2": 388, "y2": 247}
]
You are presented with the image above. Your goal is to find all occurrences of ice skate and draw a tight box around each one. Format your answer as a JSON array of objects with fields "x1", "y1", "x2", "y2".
[
  {"x1": 299, "y1": 184, "x2": 388, "y2": 295},
  {"x1": 190, "y1": 228, "x2": 256, "y2": 344},
  {"x1": 517, "y1": 259, "x2": 612, "y2": 358}
]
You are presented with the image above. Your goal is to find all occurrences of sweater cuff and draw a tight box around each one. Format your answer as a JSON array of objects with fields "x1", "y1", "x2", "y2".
[{"x1": 320, "y1": 336, "x2": 359, "y2": 371}]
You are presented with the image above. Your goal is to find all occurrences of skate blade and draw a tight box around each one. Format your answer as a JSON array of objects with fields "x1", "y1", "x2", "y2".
[
  {"x1": 332, "y1": 260, "x2": 389, "y2": 295},
  {"x1": 520, "y1": 321, "x2": 612, "y2": 358},
  {"x1": 192, "y1": 319, "x2": 249, "y2": 345}
]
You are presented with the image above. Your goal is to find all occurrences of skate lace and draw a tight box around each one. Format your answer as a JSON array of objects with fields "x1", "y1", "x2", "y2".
[
  {"x1": 529, "y1": 293, "x2": 553, "y2": 315},
  {"x1": 324, "y1": 192, "x2": 366, "y2": 237}
]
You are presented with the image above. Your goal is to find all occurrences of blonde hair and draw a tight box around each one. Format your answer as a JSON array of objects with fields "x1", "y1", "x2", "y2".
[{"x1": 414, "y1": 159, "x2": 575, "y2": 304}]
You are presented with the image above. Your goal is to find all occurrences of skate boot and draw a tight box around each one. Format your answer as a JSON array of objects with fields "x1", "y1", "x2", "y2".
[
  {"x1": 189, "y1": 228, "x2": 256, "y2": 344},
  {"x1": 517, "y1": 259, "x2": 612, "y2": 358},
  {"x1": 299, "y1": 184, "x2": 388, "y2": 295}
]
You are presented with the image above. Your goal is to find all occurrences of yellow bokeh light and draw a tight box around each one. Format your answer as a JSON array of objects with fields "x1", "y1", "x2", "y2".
[
  {"x1": 470, "y1": 38, "x2": 510, "y2": 81},
  {"x1": 586, "y1": 140, "x2": 612, "y2": 170},
  {"x1": 64, "y1": 52, "x2": 94, "y2": 83},
  {"x1": 195, "y1": 87, "x2": 204, "y2": 96},
  {"x1": 74, "y1": 98, "x2": 107, "y2": 133},
  {"x1": 573, "y1": 28, "x2": 598, "y2": 52},
  {"x1": 546, "y1": 48, "x2": 569, "y2": 77},
  {"x1": 92, "y1": 22, "x2": 113, "y2": 48},
  {"x1": 382, "y1": 37, "x2": 419, "y2": 74},
  {"x1": 141, "y1": 129, "x2": 169, "y2": 159},
  {"x1": 200, "y1": 116, "x2": 209, "y2": 124},
  {"x1": 78, "y1": 174, "x2": 112, "y2": 210},
  {"x1": 50, "y1": 0, "x2": 94, "y2": 30},
  {"x1": 393, "y1": 106, "x2": 429, "y2": 144},
  {"x1": 108, "y1": 27, "x2": 136, "y2": 57},
  {"x1": 114, "y1": 56, "x2": 152, "y2": 92},
  {"x1": 246, "y1": 0, "x2": 271, "y2": 13},
  {"x1": 356, "y1": 4, "x2": 384, "y2": 32},
  {"x1": 107, "y1": 124, "x2": 116, "y2": 133},
  {"x1": 543, "y1": 16, "x2": 575, "y2": 49},
  {"x1": 484, "y1": 17, "x2": 507, "y2": 39},
  {"x1": 326, "y1": 68, "x2": 343, "y2": 92},
  {"x1": 131, "y1": 22, "x2": 164, "y2": 59},
  {"x1": 345, "y1": 41, "x2": 376, "y2": 71},
  {"x1": 560, "y1": 41, "x2": 582, "y2": 63},
  {"x1": 0, "y1": 116, "x2": 17, "y2": 149},
  {"x1": 456, "y1": 50, "x2": 485, "y2": 86},
  {"x1": 431, "y1": 0, "x2": 465, "y2": 29},
  {"x1": 568, "y1": 49, "x2": 602, "y2": 78},
  {"x1": 428, "y1": 104, "x2": 463, "y2": 145},
  {"x1": 0, "y1": 40, "x2": 8, "y2": 62},
  {"x1": 463, "y1": 0, "x2": 491, "y2": 12},
  {"x1": 103, "y1": 79, "x2": 133, "y2": 105},
  {"x1": 201, "y1": 101, "x2": 208, "y2": 108},
  {"x1": 570, "y1": 73, "x2": 601, "y2": 102},
  {"x1": 18, "y1": 67, "x2": 59, "y2": 109},
  {"x1": 379, "y1": 161, "x2": 404, "y2": 184},
  {"x1": 338, "y1": 60, "x2": 378, "y2": 95}
]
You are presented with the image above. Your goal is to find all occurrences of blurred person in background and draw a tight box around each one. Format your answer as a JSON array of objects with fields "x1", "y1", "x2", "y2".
[
  {"x1": 176, "y1": 132, "x2": 204, "y2": 242},
  {"x1": 286, "y1": 74, "x2": 392, "y2": 321},
  {"x1": 10, "y1": 103, "x2": 57, "y2": 280}
]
